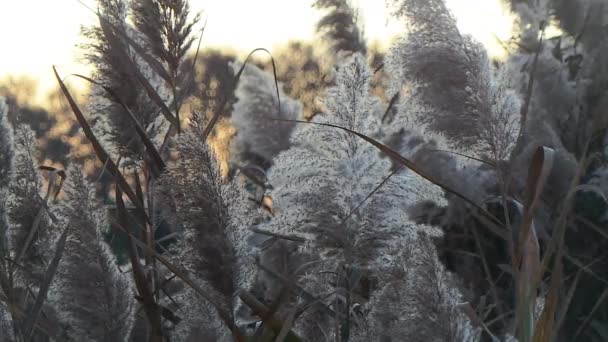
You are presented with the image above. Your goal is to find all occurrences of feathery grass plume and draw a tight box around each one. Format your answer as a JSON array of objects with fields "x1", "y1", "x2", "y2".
[
  {"x1": 397, "y1": 1, "x2": 608, "y2": 335},
  {"x1": 378, "y1": 67, "x2": 499, "y2": 205},
  {"x1": 0, "y1": 97, "x2": 13, "y2": 262},
  {"x1": 0, "y1": 99, "x2": 14, "y2": 342},
  {"x1": 82, "y1": 0, "x2": 171, "y2": 160},
  {"x1": 383, "y1": 86, "x2": 517, "y2": 340},
  {"x1": 386, "y1": 0, "x2": 492, "y2": 148},
  {"x1": 313, "y1": 0, "x2": 367, "y2": 57},
  {"x1": 506, "y1": 0, "x2": 608, "y2": 206},
  {"x1": 157, "y1": 113, "x2": 259, "y2": 336},
  {"x1": 504, "y1": 0, "x2": 600, "y2": 193},
  {"x1": 51, "y1": 164, "x2": 135, "y2": 341},
  {"x1": 0, "y1": 98, "x2": 13, "y2": 190},
  {"x1": 259, "y1": 53, "x2": 444, "y2": 338},
  {"x1": 169, "y1": 286, "x2": 232, "y2": 342},
  {"x1": 131, "y1": 0, "x2": 201, "y2": 126},
  {"x1": 477, "y1": 65, "x2": 522, "y2": 164},
  {"x1": 229, "y1": 61, "x2": 303, "y2": 170},
  {"x1": 6, "y1": 126, "x2": 52, "y2": 285},
  {"x1": 381, "y1": 4, "x2": 525, "y2": 335},
  {"x1": 502, "y1": 2, "x2": 608, "y2": 340},
  {"x1": 356, "y1": 230, "x2": 480, "y2": 342},
  {"x1": 131, "y1": 0, "x2": 199, "y2": 81}
]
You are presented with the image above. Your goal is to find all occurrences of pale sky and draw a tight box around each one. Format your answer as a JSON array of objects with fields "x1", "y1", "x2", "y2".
[{"x1": 0, "y1": 0, "x2": 515, "y2": 103}]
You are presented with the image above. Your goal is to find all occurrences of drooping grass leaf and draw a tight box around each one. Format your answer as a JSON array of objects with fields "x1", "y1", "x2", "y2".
[
  {"x1": 272, "y1": 118, "x2": 508, "y2": 240},
  {"x1": 53, "y1": 66, "x2": 148, "y2": 221},
  {"x1": 72, "y1": 74, "x2": 166, "y2": 176},
  {"x1": 515, "y1": 147, "x2": 553, "y2": 342},
  {"x1": 79, "y1": 0, "x2": 172, "y2": 84},
  {"x1": 201, "y1": 48, "x2": 282, "y2": 141}
]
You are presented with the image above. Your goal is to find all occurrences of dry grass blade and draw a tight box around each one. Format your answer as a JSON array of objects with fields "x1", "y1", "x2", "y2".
[
  {"x1": 132, "y1": 170, "x2": 153, "y2": 269},
  {"x1": 15, "y1": 168, "x2": 63, "y2": 267},
  {"x1": 239, "y1": 290, "x2": 269, "y2": 318},
  {"x1": 90, "y1": 10, "x2": 179, "y2": 130},
  {"x1": 115, "y1": 185, "x2": 163, "y2": 341},
  {"x1": 340, "y1": 166, "x2": 402, "y2": 227},
  {"x1": 373, "y1": 62, "x2": 384, "y2": 74},
  {"x1": 554, "y1": 270, "x2": 581, "y2": 333},
  {"x1": 189, "y1": 16, "x2": 207, "y2": 75},
  {"x1": 188, "y1": 18, "x2": 207, "y2": 88},
  {"x1": 574, "y1": 215, "x2": 608, "y2": 241},
  {"x1": 256, "y1": 261, "x2": 336, "y2": 318},
  {"x1": 273, "y1": 118, "x2": 508, "y2": 240},
  {"x1": 22, "y1": 226, "x2": 69, "y2": 342},
  {"x1": 456, "y1": 302, "x2": 498, "y2": 340},
  {"x1": 572, "y1": 287, "x2": 608, "y2": 341},
  {"x1": 533, "y1": 255, "x2": 562, "y2": 342},
  {"x1": 563, "y1": 254, "x2": 608, "y2": 286},
  {"x1": 0, "y1": 294, "x2": 59, "y2": 340},
  {"x1": 38, "y1": 166, "x2": 66, "y2": 200},
  {"x1": 425, "y1": 148, "x2": 496, "y2": 167},
  {"x1": 238, "y1": 290, "x2": 302, "y2": 342},
  {"x1": 14, "y1": 209, "x2": 46, "y2": 268},
  {"x1": 381, "y1": 92, "x2": 400, "y2": 123},
  {"x1": 132, "y1": 62, "x2": 179, "y2": 128},
  {"x1": 536, "y1": 140, "x2": 590, "y2": 288},
  {"x1": 71, "y1": 74, "x2": 166, "y2": 175},
  {"x1": 108, "y1": 211, "x2": 242, "y2": 339},
  {"x1": 53, "y1": 66, "x2": 149, "y2": 220},
  {"x1": 523, "y1": 147, "x2": 554, "y2": 211},
  {"x1": 250, "y1": 227, "x2": 307, "y2": 243},
  {"x1": 471, "y1": 222, "x2": 507, "y2": 329},
  {"x1": 275, "y1": 305, "x2": 300, "y2": 342},
  {"x1": 201, "y1": 48, "x2": 281, "y2": 140},
  {"x1": 113, "y1": 28, "x2": 172, "y2": 85},
  {"x1": 516, "y1": 146, "x2": 553, "y2": 342},
  {"x1": 79, "y1": 0, "x2": 172, "y2": 84}
]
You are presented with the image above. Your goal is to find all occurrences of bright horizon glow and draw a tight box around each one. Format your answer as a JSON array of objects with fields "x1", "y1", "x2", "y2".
[{"x1": 0, "y1": 0, "x2": 515, "y2": 105}]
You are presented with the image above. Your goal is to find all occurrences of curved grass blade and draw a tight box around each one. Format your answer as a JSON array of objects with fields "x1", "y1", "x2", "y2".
[
  {"x1": 15, "y1": 168, "x2": 64, "y2": 270},
  {"x1": 340, "y1": 166, "x2": 402, "y2": 227},
  {"x1": 0, "y1": 294, "x2": 59, "y2": 340},
  {"x1": 249, "y1": 227, "x2": 307, "y2": 243},
  {"x1": 53, "y1": 66, "x2": 148, "y2": 219},
  {"x1": 96, "y1": 19, "x2": 178, "y2": 128},
  {"x1": 108, "y1": 212, "x2": 242, "y2": 339},
  {"x1": 272, "y1": 118, "x2": 508, "y2": 240},
  {"x1": 22, "y1": 226, "x2": 69, "y2": 342},
  {"x1": 515, "y1": 147, "x2": 553, "y2": 342},
  {"x1": 381, "y1": 92, "x2": 399, "y2": 123},
  {"x1": 572, "y1": 287, "x2": 608, "y2": 341},
  {"x1": 425, "y1": 148, "x2": 496, "y2": 167},
  {"x1": 201, "y1": 48, "x2": 282, "y2": 140},
  {"x1": 72, "y1": 74, "x2": 166, "y2": 175},
  {"x1": 256, "y1": 261, "x2": 336, "y2": 318}
]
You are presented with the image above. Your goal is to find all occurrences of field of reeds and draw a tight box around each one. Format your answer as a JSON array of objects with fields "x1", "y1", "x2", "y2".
[{"x1": 1, "y1": 0, "x2": 607, "y2": 341}]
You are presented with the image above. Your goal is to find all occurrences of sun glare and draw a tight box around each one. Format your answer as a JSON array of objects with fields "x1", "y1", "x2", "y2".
[
  {"x1": 446, "y1": 0, "x2": 516, "y2": 59},
  {"x1": 0, "y1": 0, "x2": 517, "y2": 104}
]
